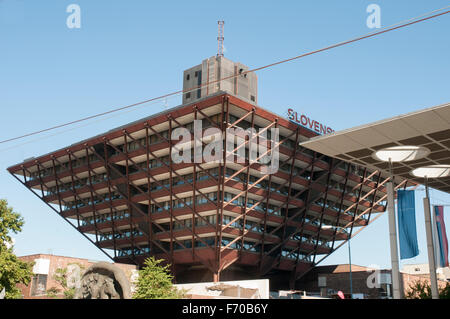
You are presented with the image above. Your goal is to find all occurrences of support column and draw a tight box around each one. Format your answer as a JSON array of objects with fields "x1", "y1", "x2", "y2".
[
  {"x1": 386, "y1": 181, "x2": 402, "y2": 299},
  {"x1": 423, "y1": 181, "x2": 439, "y2": 299},
  {"x1": 213, "y1": 272, "x2": 220, "y2": 283}
]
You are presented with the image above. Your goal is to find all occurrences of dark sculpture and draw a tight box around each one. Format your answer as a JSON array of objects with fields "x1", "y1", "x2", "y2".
[{"x1": 74, "y1": 262, "x2": 131, "y2": 299}]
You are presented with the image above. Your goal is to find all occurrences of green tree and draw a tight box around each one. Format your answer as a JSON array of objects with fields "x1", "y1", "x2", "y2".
[
  {"x1": 405, "y1": 280, "x2": 450, "y2": 299},
  {"x1": 133, "y1": 257, "x2": 184, "y2": 299},
  {"x1": 52, "y1": 263, "x2": 85, "y2": 299},
  {"x1": 0, "y1": 199, "x2": 34, "y2": 299},
  {"x1": 46, "y1": 287, "x2": 60, "y2": 299}
]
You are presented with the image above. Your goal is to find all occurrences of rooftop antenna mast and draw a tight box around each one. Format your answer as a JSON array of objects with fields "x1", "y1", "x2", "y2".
[{"x1": 217, "y1": 20, "x2": 224, "y2": 57}]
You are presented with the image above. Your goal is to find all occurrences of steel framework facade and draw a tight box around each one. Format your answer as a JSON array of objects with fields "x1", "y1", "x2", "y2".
[{"x1": 7, "y1": 93, "x2": 409, "y2": 287}]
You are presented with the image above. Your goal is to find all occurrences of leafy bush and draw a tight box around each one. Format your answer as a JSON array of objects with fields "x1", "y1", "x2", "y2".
[
  {"x1": 0, "y1": 199, "x2": 33, "y2": 299},
  {"x1": 133, "y1": 257, "x2": 184, "y2": 299},
  {"x1": 405, "y1": 280, "x2": 450, "y2": 299}
]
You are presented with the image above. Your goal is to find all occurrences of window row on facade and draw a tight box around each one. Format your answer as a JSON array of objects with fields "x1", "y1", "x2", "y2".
[
  {"x1": 114, "y1": 237, "x2": 315, "y2": 263},
  {"x1": 25, "y1": 112, "x2": 309, "y2": 182}
]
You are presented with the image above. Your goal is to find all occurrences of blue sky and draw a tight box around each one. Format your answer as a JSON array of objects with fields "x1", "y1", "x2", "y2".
[{"x1": 0, "y1": 0, "x2": 449, "y2": 270}]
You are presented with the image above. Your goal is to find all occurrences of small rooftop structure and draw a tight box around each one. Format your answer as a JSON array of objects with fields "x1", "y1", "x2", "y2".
[{"x1": 183, "y1": 56, "x2": 257, "y2": 105}]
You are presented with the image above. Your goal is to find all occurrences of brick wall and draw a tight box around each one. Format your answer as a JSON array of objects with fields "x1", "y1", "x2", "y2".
[
  {"x1": 17, "y1": 254, "x2": 138, "y2": 299},
  {"x1": 296, "y1": 264, "x2": 448, "y2": 299}
]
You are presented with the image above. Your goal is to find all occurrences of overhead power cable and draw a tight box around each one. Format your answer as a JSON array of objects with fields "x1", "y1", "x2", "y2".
[
  {"x1": 1, "y1": 6, "x2": 449, "y2": 145},
  {"x1": 0, "y1": 95, "x2": 180, "y2": 153}
]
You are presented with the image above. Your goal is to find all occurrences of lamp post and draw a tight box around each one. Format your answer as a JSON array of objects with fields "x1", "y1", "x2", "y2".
[
  {"x1": 323, "y1": 225, "x2": 352, "y2": 298},
  {"x1": 372, "y1": 146, "x2": 430, "y2": 299},
  {"x1": 410, "y1": 165, "x2": 450, "y2": 299}
]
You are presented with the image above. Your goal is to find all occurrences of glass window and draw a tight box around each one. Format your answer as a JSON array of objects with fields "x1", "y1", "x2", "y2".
[{"x1": 31, "y1": 274, "x2": 48, "y2": 296}]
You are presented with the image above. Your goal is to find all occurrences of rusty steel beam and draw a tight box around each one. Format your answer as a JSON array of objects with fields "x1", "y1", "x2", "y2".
[
  {"x1": 295, "y1": 178, "x2": 409, "y2": 283},
  {"x1": 295, "y1": 177, "x2": 410, "y2": 277},
  {"x1": 274, "y1": 127, "x2": 301, "y2": 269},
  {"x1": 67, "y1": 151, "x2": 82, "y2": 230},
  {"x1": 64, "y1": 147, "x2": 139, "y2": 251},
  {"x1": 269, "y1": 152, "x2": 317, "y2": 276},
  {"x1": 312, "y1": 158, "x2": 335, "y2": 264},
  {"x1": 9, "y1": 167, "x2": 116, "y2": 263},
  {"x1": 231, "y1": 139, "x2": 321, "y2": 245},
  {"x1": 93, "y1": 149, "x2": 215, "y2": 272},
  {"x1": 101, "y1": 143, "x2": 119, "y2": 259},
  {"x1": 84, "y1": 148, "x2": 101, "y2": 246},
  {"x1": 258, "y1": 121, "x2": 277, "y2": 273},
  {"x1": 87, "y1": 142, "x2": 183, "y2": 258},
  {"x1": 49, "y1": 157, "x2": 64, "y2": 214},
  {"x1": 122, "y1": 132, "x2": 138, "y2": 260},
  {"x1": 239, "y1": 109, "x2": 256, "y2": 256},
  {"x1": 110, "y1": 138, "x2": 212, "y2": 258},
  {"x1": 144, "y1": 125, "x2": 157, "y2": 257},
  {"x1": 340, "y1": 175, "x2": 391, "y2": 230},
  {"x1": 168, "y1": 117, "x2": 175, "y2": 264},
  {"x1": 53, "y1": 148, "x2": 137, "y2": 264},
  {"x1": 98, "y1": 140, "x2": 193, "y2": 251},
  {"x1": 348, "y1": 168, "x2": 368, "y2": 239},
  {"x1": 258, "y1": 154, "x2": 328, "y2": 254},
  {"x1": 193, "y1": 108, "x2": 198, "y2": 259},
  {"x1": 221, "y1": 122, "x2": 297, "y2": 239},
  {"x1": 217, "y1": 97, "x2": 229, "y2": 275},
  {"x1": 262, "y1": 155, "x2": 346, "y2": 274},
  {"x1": 143, "y1": 124, "x2": 220, "y2": 227},
  {"x1": 101, "y1": 117, "x2": 221, "y2": 272},
  {"x1": 331, "y1": 162, "x2": 352, "y2": 250},
  {"x1": 366, "y1": 171, "x2": 383, "y2": 224}
]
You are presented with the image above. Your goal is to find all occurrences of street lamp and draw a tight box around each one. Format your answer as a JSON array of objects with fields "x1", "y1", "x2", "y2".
[
  {"x1": 372, "y1": 146, "x2": 430, "y2": 163},
  {"x1": 322, "y1": 225, "x2": 352, "y2": 298},
  {"x1": 410, "y1": 164, "x2": 450, "y2": 299},
  {"x1": 372, "y1": 145, "x2": 430, "y2": 299}
]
